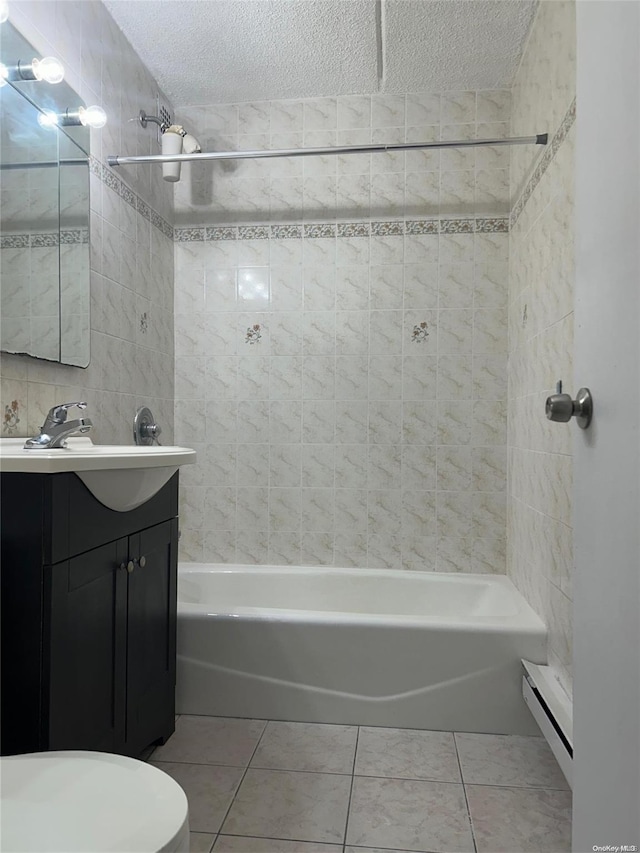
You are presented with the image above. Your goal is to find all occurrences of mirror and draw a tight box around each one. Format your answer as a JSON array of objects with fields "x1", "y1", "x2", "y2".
[{"x1": 0, "y1": 21, "x2": 90, "y2": 367}]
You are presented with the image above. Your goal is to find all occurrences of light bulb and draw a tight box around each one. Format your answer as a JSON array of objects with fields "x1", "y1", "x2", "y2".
[
  {"x1": 0, "y1": 63, "x2": 7, "y2": 87},
  {"x1": 79, "y1": 105, "x2": 107, "y2": 129},
  {"x1": 32, "y1": 56, "x2": 64, "y2": 84},
  {"x1": 0, "y1": 0, "x2": 9, "y2": 23},
  {"x1": 37, "y1": 109, "x2": 59, "y2": 128},
  {"x1": 48, "y1": 105, "x2": 108, "y2": 128}
]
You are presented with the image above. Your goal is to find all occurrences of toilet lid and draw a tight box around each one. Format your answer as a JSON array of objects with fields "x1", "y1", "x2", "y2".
[{"x1": 0, "y1": 751, "x2": 189, "y2": 853}]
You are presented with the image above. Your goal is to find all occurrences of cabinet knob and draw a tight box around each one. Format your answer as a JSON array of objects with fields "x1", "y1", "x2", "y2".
[
  {"x1": 126, "y1": 560, "x2": 135, "y2": 574},
  {"x1": 139, "y1": 555, "x2": 147, "y2": 568}
]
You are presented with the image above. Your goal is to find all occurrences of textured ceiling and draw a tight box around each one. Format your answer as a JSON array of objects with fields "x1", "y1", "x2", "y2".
[
  {"x1": 383, "y1": 0, "x2": 537, "y2": 92},
  {"x1": 103, "y1": 0, "x2": 537, "y2": 107}
]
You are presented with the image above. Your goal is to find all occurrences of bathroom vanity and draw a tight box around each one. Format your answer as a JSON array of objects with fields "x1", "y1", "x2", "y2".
[{"x1": 0, "y1": 440, "x2": 195, "y2": 758}]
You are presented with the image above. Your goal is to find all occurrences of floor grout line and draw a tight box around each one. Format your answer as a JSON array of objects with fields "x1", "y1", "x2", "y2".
[
  {"x1": 213, "y1": 719, "x2": 270, "y2": 836},
  {"x1": 341, "y1": 724, "x2": 361, "y2": 849},
  {"x1": 453, "y1": 731, "x2": 478, "y2": 853},
  {"x1": 152, "y1": 754, "x2": 568, "y2": 791},
  {"x1": 463, "y1": 780, "x2": 570, "y2": 792},
  {"x1": 215, "y1": 831, "x2": 441, "y2": 852},
  {"x1": 347, "y1": 846, "x2": 440, "y2": 853},
  {"x1": 217, "y1": 830, "x2": 344, "y2": 845}
]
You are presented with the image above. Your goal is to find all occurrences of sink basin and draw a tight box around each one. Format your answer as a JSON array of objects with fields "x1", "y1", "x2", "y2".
[{"x1": 0, "y1": 437, "x2": 196, "y2": 511}]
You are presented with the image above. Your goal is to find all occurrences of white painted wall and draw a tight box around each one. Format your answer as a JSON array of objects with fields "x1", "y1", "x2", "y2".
[{"x1": 572, "y1": 2, "x2": 640, "y2": 849}]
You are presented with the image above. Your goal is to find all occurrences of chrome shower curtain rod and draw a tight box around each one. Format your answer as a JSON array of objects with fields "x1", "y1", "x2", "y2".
[{"x1": 107, "y1": 133, "x2": 548, "y2": 168}]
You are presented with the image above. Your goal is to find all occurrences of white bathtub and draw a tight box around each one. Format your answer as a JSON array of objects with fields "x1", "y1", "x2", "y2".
[{"x1": 176, "y1": 565, "x2": 546, "y2": 735}]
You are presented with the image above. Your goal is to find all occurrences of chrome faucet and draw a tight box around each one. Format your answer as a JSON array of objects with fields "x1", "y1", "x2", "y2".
[{"x1": 24, "y1": 401, "x2": 93, "y2": 449}]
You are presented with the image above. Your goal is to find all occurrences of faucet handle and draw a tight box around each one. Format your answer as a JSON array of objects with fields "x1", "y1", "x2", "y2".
[{"x1": 47, "y1": 401, "x2": 88, "y2": 425}]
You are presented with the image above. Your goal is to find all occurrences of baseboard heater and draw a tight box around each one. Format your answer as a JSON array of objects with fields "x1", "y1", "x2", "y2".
[{"x1": 522, "y1": 660, "x2": 573, "y2": 788}]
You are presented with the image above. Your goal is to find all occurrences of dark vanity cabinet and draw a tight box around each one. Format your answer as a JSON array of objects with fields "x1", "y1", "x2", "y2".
[{"x1": 0, "y1": 471, "x2": 179, "y2": 757}]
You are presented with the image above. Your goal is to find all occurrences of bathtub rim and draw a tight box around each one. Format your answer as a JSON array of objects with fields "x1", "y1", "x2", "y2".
[{"x1": 177, "y1": 563, "x2": 546, "y2": 633}]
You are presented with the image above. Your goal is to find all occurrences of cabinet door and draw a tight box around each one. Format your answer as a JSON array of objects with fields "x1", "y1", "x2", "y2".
[
  {"x1": 47, "y1": 538, "x2": 128, "y2": 752},
  {"x1": 125, "y1": 519, "x2": 177, "y2": 755}
]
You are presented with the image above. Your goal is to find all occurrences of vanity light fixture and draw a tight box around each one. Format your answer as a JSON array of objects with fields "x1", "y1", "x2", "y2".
[
  {"x1": 38, "y1": 105, "x2": 107, "y2": 129},
  {"x1": 1, "y1": 55, "x2": 65, "y2": 84},
  {"x1": 77, "y1": 105, "x2": 107, "y2": 128}
]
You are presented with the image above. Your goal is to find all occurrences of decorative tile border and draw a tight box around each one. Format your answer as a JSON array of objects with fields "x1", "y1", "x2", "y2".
[
  {"x1": 120, "y1": 184, "x2": 136, "y2": 208},
  {"x1": 31, "y1": 232, "x2": 61, "y2": 247},
  {"x1": 510, "y1": 98, "x2": 576, "y2": 229},
  {"x1": 372, "y1": 221, "x2": 404, "y2": 236},
  {"x1": 405, "y1": 220, "x2": 439, "y2": 235},
  {"x1": 91, "y1": 156, "x2": 174, "y2": 240},
  {"x1": 337, "y1": 222, "x2": 369, "y2": 237},
  {"x1": 136, "y1": 197, "x2": 151, "y2": 222},
  {"x1": 60, "y1": 229, "x2": 90, "y2": 244},
  {"x1": 475, "y1": 218, "x2": 509, "y2": 233},
  {"x1": 175, "y1": 227, "x2": 205, "y2": 242},
  {"x1": 0, "y1": 234, "x2": 29, "y2": 248},
  {"x1": 304, "y1": 223, "x2": 336, "y2": 238},
  {"x1": 174, "y1": 217, "x2": 509, "y2": 243},
  {"x1": 440, "y1": 219, "x2": 474, "y2": 234},
  {"x1": 1, "y1": 229, "x2": 88, "y2": 248},
  {"x1": 206, "y1": 226, "x2": 238, "y2": 241},
  {"x1": 150, "y1": 210, "x2": 167, "y2": 233},
  {"x1": 238, "y1": 225, "x2": 269, "y2": 240},
  {"x1": 270, "y1": 225, "x2": 302, "y2": 239}
]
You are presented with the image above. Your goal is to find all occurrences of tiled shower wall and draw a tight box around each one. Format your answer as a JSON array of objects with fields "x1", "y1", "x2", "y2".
[
  {"x1": 508, "y1": 1, "x2": 576, "y2": 696},
  {"x1": 174, "y1": 91, "x2": 511, "y2": 571},
  {"x1": 0, "y1": 1, "x2": 175, "y2": 444},
  {"x1": 175, "y1": 91, "x2": 511, "y2": 225}
]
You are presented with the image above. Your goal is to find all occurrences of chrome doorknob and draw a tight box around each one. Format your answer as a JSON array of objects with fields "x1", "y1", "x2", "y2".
[
  {"x1": 545, "y1": 393, "x2": 574, "y2": 422},
  {"x1": 546, "y1": 385, "x2": 593, "y2": 429}
]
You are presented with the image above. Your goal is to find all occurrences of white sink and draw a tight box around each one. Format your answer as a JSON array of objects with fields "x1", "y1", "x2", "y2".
[{"x1": 0, "y1": 437, "x2": 196, "y2": 512}]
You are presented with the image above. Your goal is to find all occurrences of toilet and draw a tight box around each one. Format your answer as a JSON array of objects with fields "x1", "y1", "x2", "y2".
[{"x1": 0, "y1": 751, "x2": 189, "y2": 852}]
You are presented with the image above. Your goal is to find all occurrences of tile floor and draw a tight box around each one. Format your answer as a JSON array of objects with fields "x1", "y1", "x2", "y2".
[{"x1": 149, "y1": 716, "x2": 572, "y2": 853}]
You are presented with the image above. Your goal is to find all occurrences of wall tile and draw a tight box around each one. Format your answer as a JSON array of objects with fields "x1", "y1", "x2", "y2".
[
  {"x1": 337, "y1": 95, "x2": 372, "y2": 130},
  {"x1": 371, "y1": 94, "x2": 406, "y2": 128},
  {"x1": 441, "y1": 91, "x2": 477, "y2": 124},
  {"x1": 302, "y1": 444, "x2": 335, "y2": 487},
  {"x1": 268, "y1": 532, "x2": 301, "y2": 566},
  {"x1": 507, "y1": 1, "x2": 575, "y2": 698},
  {"x1": 269, "y1": 488, "x2": 302, "y2": 532}
]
